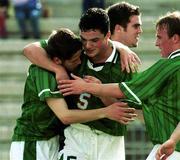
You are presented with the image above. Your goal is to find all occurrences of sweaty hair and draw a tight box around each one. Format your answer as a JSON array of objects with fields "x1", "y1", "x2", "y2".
[
  {"x1": 107, "y1": 1, "x2": 140, "y2": 34},
  {"x1": 45, "y1": 28, "x2": 82, "y2": 60},
  {"x1": 156, "y1": 11, "x2": 180, "y2": 38},
  {"x1": 79, "y1": 8, "x2": 110, "y2": 36}
]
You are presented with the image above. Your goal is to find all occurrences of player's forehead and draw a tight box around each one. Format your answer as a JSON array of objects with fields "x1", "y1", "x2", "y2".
[
  {"x1": 128, "y1": 15, "x2": 142, "y2": 26},
  {"x1": 80, "y1": 29, "x2": 104, "y2": 40},
  {"x1": 156, "y1": 26, "x2": 168, "y2": 37}
]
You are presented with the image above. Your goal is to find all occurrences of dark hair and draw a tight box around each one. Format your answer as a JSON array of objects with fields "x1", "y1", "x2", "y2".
[
  {"x1": 107, "y1": 2, "x2": 140, "y2": 34},
  {"x1": 45, "y1": 28, "x2": 82, "y2": 60},
  {"x1": 79, "y1": 8, "x2": 110, "y2": 36},
  {"x1": 156, "y1": 11, "x2": 180, "y2": 38}
]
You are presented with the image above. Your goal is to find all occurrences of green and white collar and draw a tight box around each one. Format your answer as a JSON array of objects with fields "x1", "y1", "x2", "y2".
[
  {"x1": 168, "y1": 49, "x2": 180, "y2": 59},
  {"x1": 87, "y1": 43, "x2": 117, "y2": 71}
]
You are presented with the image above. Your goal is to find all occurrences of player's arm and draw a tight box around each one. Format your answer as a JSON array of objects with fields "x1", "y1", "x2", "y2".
[
  {"x1": 83, "y1": 75, "x2": 117, "y2": 105},
  {"x1": 109, "y1": 40, "x2": 141, "y2": 73},
  {"x1": 83, "y1": 75, "x2": 144, "y2": 121},
  {"x1": 59, "y1": 73, "x2": 124, "y2": 98},
  {"x1": 46, "y1": 98, "x2": 136, "y2": 125},
  {"x1": 23, "y1": 42, "x2": 69, "y2": 80},
  {"x1": 155, "y1": 122, "x2": 180, "y2": 160}
]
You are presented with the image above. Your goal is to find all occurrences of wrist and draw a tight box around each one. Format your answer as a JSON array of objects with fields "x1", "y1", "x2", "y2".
[
  {"x1": 170, "y1": 136, "x2": 178, "y2": 145},
  {"x1": 83, "y1": 82, "x2": 90, "y2": 93},
  {"x1": 99, "y1": 107, "x2": 107, "y2": 119}
]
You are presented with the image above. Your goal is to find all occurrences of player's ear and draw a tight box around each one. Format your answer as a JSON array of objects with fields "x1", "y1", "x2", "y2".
[
  {"x1": 172, "y1": 34, "x2": 180, "y2": 44},
  {"x1": 105, "y1": 31, "x2": 111, "y2": 45},
  {"x1": 53, "y1": 57, "x2": 62, "y2": 65},
  {"x1": 115, "y1": 24, "x2": 120, "y2": 32},
  {"x1": 115, "y1": 24, "x2": 124, "y2": 33},
  {"x1": 106, "y1": 31, "x2": 111, "y2": 39}
]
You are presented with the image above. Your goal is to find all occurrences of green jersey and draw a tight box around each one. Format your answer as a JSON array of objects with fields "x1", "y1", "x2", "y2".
[
  {"x1": 120, "y1": 50, "x2": 180, "y2": 151},
  {"x1": 73, "y1": 47, "x2": 134, "y2": 136},
  {"x1": 12, "y1": 41, "x2": 66, "y2": 141}
]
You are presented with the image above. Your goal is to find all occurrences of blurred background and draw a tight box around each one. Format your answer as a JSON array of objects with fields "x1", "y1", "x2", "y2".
[{"x1": 0, "y1": 0, "x2": 179, "y2": 160}]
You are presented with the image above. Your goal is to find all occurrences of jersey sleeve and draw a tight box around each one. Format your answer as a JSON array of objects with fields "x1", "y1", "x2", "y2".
[
  {"x1": 40, "y1": 39, "x2": 48, "y2": 48},
  {"x1": 30, "y1": 40, "x2": 63, "y2": 101},
  {"x1": 119, "y1": 59, "x2": 179, "y2": 104},
  {"x1": 31, "y1": 66, "x2": 63, "y2": 101}
]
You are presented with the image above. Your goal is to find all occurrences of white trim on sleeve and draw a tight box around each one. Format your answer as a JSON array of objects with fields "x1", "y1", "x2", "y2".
[
  {"x1": 38, "y1": 89, "x2": 60, "y2": 97},
  {"x1": 121, "y1": 82, "x2": 142, "y2": 105}
]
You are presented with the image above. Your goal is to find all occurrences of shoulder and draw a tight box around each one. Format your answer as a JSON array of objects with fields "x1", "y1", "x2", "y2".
[
  {"x1": 155, "y1": 58, "x2": 180, "y2": 70},
  {"x1": 28, "y1": 64, "x2": 55, "y2": 78},
  {"x1": 40, "y1": 39, "x2": 48, "y2": 48}
]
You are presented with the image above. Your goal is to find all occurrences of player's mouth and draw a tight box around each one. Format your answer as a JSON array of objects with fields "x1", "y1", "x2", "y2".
[{"x1": 86, "y1": 49, "x2": 95, "y2": 54}]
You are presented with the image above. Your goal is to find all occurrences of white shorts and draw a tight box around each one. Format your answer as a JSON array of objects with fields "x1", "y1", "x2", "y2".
[
  {"x1": 10, "y1": 135, "x2": 59, "y2": 160},
  {"x1": 146, "y1": 144, "x2": 180, "y2": 160},
  {"x1": 58, "y1": 124, "x2": 125, "y2": 160}
]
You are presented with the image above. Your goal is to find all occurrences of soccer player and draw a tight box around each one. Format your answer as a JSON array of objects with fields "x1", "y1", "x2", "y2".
[
  {"x1": 107, "y1": 1, "x2": 142, "y2": 73},
  {"x1": 107, "y1": 2, "x2": 148, "y2": 150},
  {"x1": 59, "y1": 11, "x2": 180, "y2": 160},
  {"x1": 57, "y1": 8, "x2": 140, "y2": 160},
  {"x1": 10, "y1": 28, "x2": 136, "y2": 160},
  {"x1": 107, "y1": 1, "x2": 142, "y2": 47}
]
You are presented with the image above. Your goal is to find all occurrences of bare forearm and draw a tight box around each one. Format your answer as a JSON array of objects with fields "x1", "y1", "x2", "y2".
[
  {"x1": 61, "y1": 108, "x2": 106, "y2": 124},
  {"x1": 47, "y1": 98, "x2": 106, "y2": 124},
  {"x1": 170, "y1": 122, "x2": 180, "y2": 144},
  {"x1": 84, "y1": 83, "x2": 125, "y2": 98},
  {"x1": 23, "y1": 42, "x2": 60, "y2": 72},
  {"x1": 48, "y1": 98, "x2": 136, "y2": 125},
  {"x1": 100, "y1": 97, "x2": 117, "y2": 106},
  {"x1": 64, "y1": 102, "x2": 137, "y2": 125}
]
